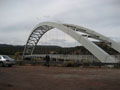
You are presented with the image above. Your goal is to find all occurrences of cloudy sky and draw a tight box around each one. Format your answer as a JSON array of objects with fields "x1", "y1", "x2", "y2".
[{"x1": 0, "y1": 0, "x2": 120, "y2": 47}]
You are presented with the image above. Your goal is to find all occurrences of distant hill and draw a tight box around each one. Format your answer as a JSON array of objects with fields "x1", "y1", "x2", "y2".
[
  {"x1": 0, "y1": 44, "x2": 62, "y2": 55},
  {"x1": 0, "y1": 44, "x2": 13, "y2": 47},
  {"x1": 0, "y1": 44, "x2": 23, "y2": 55},
  {"x1": 0, "y1": 43, "x2": 119, "y2": 55}
]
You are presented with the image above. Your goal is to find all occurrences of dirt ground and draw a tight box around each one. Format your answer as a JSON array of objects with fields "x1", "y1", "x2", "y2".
[{"x1": 0, "y1": 66, "x2": 120, "y2": 90}]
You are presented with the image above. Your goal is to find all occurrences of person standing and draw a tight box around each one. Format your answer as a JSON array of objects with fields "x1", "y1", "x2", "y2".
[{"x1": 44, "y1": 55, "x2": 50, "y2": 67}]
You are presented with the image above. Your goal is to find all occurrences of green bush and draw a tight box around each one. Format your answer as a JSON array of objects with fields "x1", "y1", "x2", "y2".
[
  {"x1": 63, "y1": 60, "x2": 80, "y2": 67},
  {"x1": 114, "y1": 64, "x2": 120, "y2": 68}
]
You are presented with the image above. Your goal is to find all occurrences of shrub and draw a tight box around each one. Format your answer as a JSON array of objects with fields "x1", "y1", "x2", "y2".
[{"x1": 63, "y1": 60, "x2": 80, "y2": 67}]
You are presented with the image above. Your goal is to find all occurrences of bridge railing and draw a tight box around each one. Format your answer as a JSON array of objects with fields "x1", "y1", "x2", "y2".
[{"x1": 24, "y1": 54, "x2": 120, "y2": 63}]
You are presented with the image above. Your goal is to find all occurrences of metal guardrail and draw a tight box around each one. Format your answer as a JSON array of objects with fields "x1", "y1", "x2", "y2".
[{"x1": 24, "y1": 54, "x2": 120, "y2": 62}]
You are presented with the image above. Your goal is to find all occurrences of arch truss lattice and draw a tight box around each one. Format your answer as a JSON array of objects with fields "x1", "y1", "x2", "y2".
[{"x1": 23, "y1": 22, "x2": 120, "y2": 63}]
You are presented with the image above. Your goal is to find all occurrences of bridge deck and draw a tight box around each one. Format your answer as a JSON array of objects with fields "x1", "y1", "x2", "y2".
[{"x1": 24, "y1": 54, "x2": 120, "y2": 63}]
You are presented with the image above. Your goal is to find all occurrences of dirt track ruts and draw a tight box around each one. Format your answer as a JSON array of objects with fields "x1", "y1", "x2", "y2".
[{"x1": 0, "y1": 66, "x2": 120, "y2": 90}]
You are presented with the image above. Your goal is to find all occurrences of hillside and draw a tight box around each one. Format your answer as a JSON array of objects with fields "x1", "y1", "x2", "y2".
[{"x1": 0, "y1": 43, "x2": 119, "y2": 55}]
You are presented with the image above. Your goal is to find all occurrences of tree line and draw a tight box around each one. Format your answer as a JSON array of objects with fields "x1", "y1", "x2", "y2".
[{"x1": 0, "y1": 43, "x2": 119, "y2": 55}]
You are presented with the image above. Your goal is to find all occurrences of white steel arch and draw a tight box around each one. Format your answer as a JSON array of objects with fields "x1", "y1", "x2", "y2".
[{"x1": 23, "y1": 22, "x2": 120, "y2": 63}]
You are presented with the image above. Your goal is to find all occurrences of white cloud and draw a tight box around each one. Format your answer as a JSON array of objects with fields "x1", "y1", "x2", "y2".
[{"x1": 0, "y1": 0, "x2": 120, "y2": 46}]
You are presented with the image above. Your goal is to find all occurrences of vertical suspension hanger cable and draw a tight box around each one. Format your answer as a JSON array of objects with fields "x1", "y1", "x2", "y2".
[
  {"x1": 48, "y1": 30, "x2": 50, "y2": 54},
  {"x1": 64, "y1": 31, "x2": 67, "y2": 61},
  {"x1": 65, "y1": 32, "x2": 67, "y2": 61},
  {"x1": 62, "y1": 30, "x2": 65, "y2": 61},
  {"x1": 46, "y1": 29, "x2": 48, "y2": 55},
  {"x1": 64, "y1": 32, "x2": 67, "y2": 56},
  {"x1": 75, "y1": 33, "x2": 78, "y2": 62},
  {"x1": 56, "y1": 28, "x2": 59, "y2": 60}
]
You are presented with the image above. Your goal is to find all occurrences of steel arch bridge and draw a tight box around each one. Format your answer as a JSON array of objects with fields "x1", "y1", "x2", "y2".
[{"x1": 23, "y1": 22, "x2": 120, "y2": 63}]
